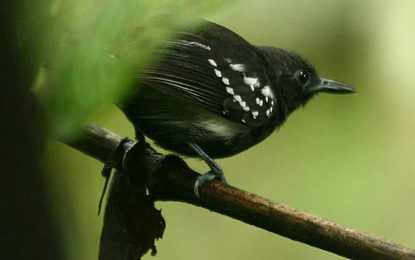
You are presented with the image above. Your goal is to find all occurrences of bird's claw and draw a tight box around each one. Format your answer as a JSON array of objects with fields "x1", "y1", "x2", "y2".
[{"x1": 194, "y1": 170, "x2": 228, "y2": 198}]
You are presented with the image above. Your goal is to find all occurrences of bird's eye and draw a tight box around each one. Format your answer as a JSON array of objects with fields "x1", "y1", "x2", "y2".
[{"x1": 297, "y1": 70, "x2": 310, "y2": 85}]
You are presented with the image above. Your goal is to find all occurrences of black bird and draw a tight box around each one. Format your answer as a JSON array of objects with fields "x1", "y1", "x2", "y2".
[{"x1": 119, "y1": 20, "x2": 355, "y2": 196}]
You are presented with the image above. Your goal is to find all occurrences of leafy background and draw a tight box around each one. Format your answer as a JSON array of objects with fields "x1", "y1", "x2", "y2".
[{"x1": 40, "y1": 0, "x2": 415, "y2": 259}]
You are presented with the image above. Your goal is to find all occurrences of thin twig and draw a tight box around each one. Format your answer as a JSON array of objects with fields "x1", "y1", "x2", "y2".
[{"x1": 61, "y1": 124, "x2": 415, "y2": 260}]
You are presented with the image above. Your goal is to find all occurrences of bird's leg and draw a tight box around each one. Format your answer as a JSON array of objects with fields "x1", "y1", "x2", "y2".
[
  {"x1": 98, "y1": 131, "x2": 145, "y2": 215},
  {"x1": 187, "y1": 142, "x2": 228, "y2": 197},
  {"x1": 98, "y1": 137, "x2": 131, "y2": 215}
]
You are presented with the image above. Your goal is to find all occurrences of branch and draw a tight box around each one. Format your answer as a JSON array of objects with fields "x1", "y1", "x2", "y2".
[{"x1": 62, "y1": 124, "x2": 415, "y2": 259}]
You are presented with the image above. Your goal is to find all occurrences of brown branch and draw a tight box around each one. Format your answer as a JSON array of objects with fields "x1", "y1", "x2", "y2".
[{"x1": 62, "y1": 124, "x2": 415, "y2": 260}]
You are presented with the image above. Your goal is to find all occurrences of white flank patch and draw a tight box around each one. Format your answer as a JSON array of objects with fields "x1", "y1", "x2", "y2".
[
  {"x1": 208, "y1": 59, "x2": 217, "y2": 67},
  {"x1": 222, "y1": 77, "x2": 230, "y2": 85},
  {"x1": 234, "y1": 95, "x2": 242, "y2": 102},
  {"x1": 229, "y1": 63, "x2": 246, "y2": 72},
  {"x1": 199, "y1": 119, "x2": 239, "y2": 139},
  {"x1": 214, "y1": 69, "x2": 222, "y2": 78},
  {"x1": 242, "y1": 106, "x2": 250, "y2": 112},
  {"x1": 226, "y1": 87, "x2": 235, "y2": 95}
]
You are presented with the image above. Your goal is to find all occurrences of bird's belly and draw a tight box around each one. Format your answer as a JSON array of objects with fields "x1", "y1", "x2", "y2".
[{"x1": 136, "y1": 114, "x2": 253, "y2": 158}]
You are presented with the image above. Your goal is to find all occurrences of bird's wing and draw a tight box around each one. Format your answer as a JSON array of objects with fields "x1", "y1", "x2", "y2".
[{"x1": 140, "y1": 20, "x2": 277, "y2": 127}]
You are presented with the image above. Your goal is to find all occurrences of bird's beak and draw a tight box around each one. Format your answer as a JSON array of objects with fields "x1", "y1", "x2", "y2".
[{"x1": 308, "y1": 78, "x2": 355, "y2": 94}]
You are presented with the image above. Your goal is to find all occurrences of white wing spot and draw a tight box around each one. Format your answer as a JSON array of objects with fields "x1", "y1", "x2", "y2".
[
  {"x1": 224, "y1": 58, "x2": 232, "y2": 63},
  {"x1": 234, "y1": 95, "x2": 242, "y2": 102},
  {"x1": 241, "y1": 119, "x2": 246, "y2": 123},
  {"x1": 256, "y1": 98, "x2": 264, "y2": 107},
  {"x1": 261, "y1": 85, "x2": 272, "y2": 97},
  {"x1": 252, "y1": 111, "x2": 259, "y2": 119},
  {"x1": 229, "y1": 64, "x2": 246, "y2": 72},
  {"x1": 214, "y1": 69, "x2": 222, "y2": 78},
  {"x1": 266, "y1": 109, "x2": 271, "y2": 117},
  {"x1": 238, "y1": 100, "x2": 250, "y2": 111},
  {"x1": 243, "y1": 75, "x2": 260, "y2": 92},
  {"x1": 244, "y1": 76, "x2": 259, "y2": 87},
  {"x1": 222, "y1": 77, "x2": 230, "y2": 85},
  {"x1": 208, "y1": 59, "x2": 217, "y2": 67},
  {"x1": 265, "y1": 96, "x2": 269, "y2": 102},
  {"x1": 226, "y1": 87, "x2": 235, "y2": 95}
]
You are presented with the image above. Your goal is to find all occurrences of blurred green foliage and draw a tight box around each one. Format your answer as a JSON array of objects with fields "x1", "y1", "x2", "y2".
[
  {"x1": 35, "y1": 0, "x2": 236, "y2": 137},
  {"x1": 40, "y1": 0, "x2": 415, "y2": 259}
]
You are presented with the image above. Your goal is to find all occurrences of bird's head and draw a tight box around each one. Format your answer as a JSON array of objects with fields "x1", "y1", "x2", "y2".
[{"x1": 257, "y1": 47, "x2": 355, "y2": 115}]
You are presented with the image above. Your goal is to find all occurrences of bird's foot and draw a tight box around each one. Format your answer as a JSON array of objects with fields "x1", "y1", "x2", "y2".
[
  {"x1": 194, "y1": 168, "x2": 228, "y2": 198},
  {"x1": 187, "y1": 142, "x2": 229, "y2": 198}
]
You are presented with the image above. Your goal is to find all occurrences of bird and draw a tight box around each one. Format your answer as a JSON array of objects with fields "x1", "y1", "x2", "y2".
[{"x1": 118, "y1": 19, "x2": 355, "y2": 197}]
